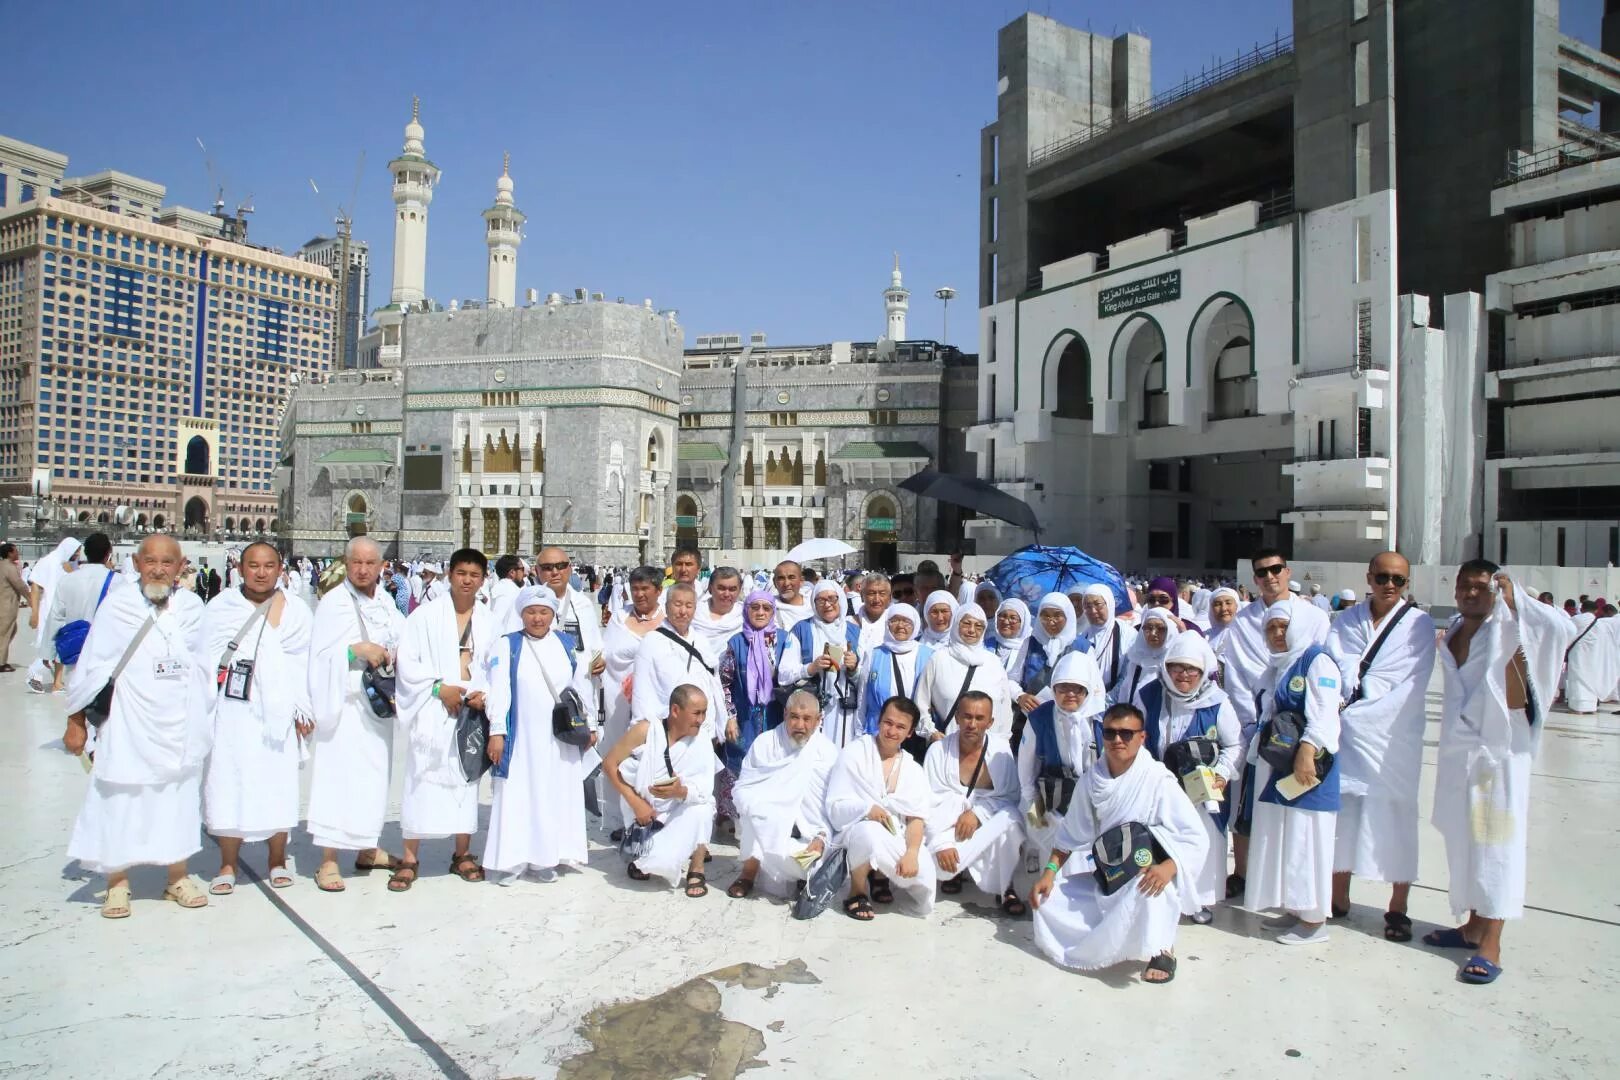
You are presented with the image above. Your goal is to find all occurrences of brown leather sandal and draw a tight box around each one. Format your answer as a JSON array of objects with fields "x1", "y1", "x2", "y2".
[{"x1": 450, "y1": 853, "x2": 484, "y2": 883}]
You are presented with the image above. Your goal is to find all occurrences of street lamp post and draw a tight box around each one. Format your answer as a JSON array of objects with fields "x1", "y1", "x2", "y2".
[{"x1": 934, "y1": 286, "x2": 957, "y2": 347}]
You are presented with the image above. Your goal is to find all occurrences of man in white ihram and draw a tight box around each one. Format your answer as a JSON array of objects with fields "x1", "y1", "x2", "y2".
[
  {"x1": 924, "y1": 691, "x2": 1025, "y2": 915},
  {"x1": 305, "y1": 537, "x2": 407, "y2": 892},
  {"x1": 63, "y1": 534, "x2": 214, "y2": 918},
  {"x1": 201, "y1": 541, "x2": 315, "y2": 895},
  {"x1": 725, "y1": 689, "x2": 838, "y2": 899}
]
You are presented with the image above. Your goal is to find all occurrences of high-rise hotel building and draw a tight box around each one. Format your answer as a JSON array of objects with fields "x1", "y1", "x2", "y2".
[{"x1": 0, "y1": 134, "x2": 336, "y2": 534}]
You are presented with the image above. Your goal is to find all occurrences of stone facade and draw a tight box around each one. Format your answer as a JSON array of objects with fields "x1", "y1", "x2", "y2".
[{"x1": 279, "y1": 297, "x2": 682, "y2": 563}]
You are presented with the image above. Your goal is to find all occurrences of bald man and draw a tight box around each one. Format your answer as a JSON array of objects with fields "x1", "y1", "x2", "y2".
[{"x1": 63, "y1": 535, "x2": 214, "y2": 917}]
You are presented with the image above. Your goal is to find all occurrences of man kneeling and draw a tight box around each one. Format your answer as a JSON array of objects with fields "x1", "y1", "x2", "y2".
[
  {"x1": 924, "y1": 691, "x2": 1025, "y2": 915},
  {"x1": 727, "y1": 689, "x2": 838, "y2": 899},
  {"x1": 602, "y1": 683, "x2": 717, "y2": 898},
  {"x1": 1029, "y1": 703, "x2": 1209, "y2": 984}
]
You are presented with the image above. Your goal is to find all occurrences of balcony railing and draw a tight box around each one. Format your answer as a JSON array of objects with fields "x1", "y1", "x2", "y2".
[
  {"x1": 1029, "y1": 34, "x2": 1294, "y2": 165},
  {"x1": 1497, "y1": 124, "x2": 1620, "y2": 187}
]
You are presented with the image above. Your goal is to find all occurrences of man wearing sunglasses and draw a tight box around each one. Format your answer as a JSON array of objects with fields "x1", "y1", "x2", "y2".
[
  {"x1": 536, "y1": 547, "x2": 606, "y2": 679},
  {"x1": 1325, "y1": 551, "x2": 1436, "y2": 942},
  {"x1": 1217, "y1": 548, "x2": 1330, "y2": 898}
]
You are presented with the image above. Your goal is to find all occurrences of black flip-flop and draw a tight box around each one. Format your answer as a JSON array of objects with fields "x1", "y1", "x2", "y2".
[
  {"x1": 1225, "y1": 873, "x2": 1245, "y2": 899},
  {"x1": 844, "y1": 895, "x2": 875, "y2": 921},
  {"x1": 939, "y1": 873, "x2": 965, "y2": 895},
  {"x1": 626, "y1": 862, "x2": 652, "y2": 881},
  {"x1": 1144, "y1": 953, "x2": 1177, "y2": 984},
  {"x1": 870, "y1": 875, "x2": 894, "y2": 904},
  {"x1": 1000, "y1": 888, "x2": 1027, "y2": 917},
  {"x1": 1384, "y1": 911, "x2": 1414, "y2": 942}
]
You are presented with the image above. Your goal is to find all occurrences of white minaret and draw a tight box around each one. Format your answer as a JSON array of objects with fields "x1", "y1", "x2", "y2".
[
  {"x1": 884, "y1": 251, "x2": 910, "y2": 341},
  {"x1": 388, "y1": 96, "x2": 439, "y2": 307},
  {"x1": 483, "y1": 152, "x2": 525, "y2": 308}
]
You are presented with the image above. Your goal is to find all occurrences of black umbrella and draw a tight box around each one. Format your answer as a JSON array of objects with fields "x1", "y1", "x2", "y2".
[{"x1": 899, "y1": 468, "x2": 1041, "y2": 534}]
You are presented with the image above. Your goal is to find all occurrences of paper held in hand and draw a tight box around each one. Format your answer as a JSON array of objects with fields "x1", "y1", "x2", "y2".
[
  {"x1": 790, "y1": 847, "x2": 820, "y2": 871},
  {"x1": 879, "y1": 813, "x2": 898, "y2": 835},
  {"x1": 1275, "y1": 772, "x2": 1320, "y2": 801},
  {"x1": 1182, "y1": 766, "x2": 1223, "y2": 804}
]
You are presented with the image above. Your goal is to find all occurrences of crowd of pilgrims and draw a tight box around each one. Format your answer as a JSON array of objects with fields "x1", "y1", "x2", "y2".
[{"x1": 50, "y1": 533, "x2": 1580, "y2": 988}]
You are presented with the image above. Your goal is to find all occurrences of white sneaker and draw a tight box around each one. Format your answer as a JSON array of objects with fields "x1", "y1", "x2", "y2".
[
  {"x1": 1261, "y1": 913, "x2": 1299, "y2": 931},
  {"x1": 1277, "y1": 924, "x2": 1330, "y2": 946},
  {"x1": 495, "y1": 870, "x2": 523, "y2": 887},
  {"x1": 531, "y1": 867, "x2": 558, "y2": 884}
]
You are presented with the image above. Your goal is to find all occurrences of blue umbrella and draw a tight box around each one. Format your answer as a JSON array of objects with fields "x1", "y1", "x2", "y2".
[{"x1": 985, "y1": 545, "x2": 1130, "y2": 616}]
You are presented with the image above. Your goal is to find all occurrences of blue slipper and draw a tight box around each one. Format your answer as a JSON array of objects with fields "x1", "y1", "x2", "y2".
[
  {"x1": 1422, "y1": 927, "x2": 1480, "y2": 950},
  {"x1": 1459, "y1": 956, "x2": 1503, "y2": 985}
]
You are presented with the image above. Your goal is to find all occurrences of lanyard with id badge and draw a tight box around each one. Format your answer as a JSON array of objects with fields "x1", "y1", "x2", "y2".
[{"x1": 217, "y1": 597, "x2": 273, "y2": 701}]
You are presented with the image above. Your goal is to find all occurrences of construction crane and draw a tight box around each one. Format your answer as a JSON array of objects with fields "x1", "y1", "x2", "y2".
[
  {"x1": 196, "y1": 137, "x2": 254, "y2": 242},
  {"x1": 309, "y1": 151, "x2": 366, "y2": 370}
]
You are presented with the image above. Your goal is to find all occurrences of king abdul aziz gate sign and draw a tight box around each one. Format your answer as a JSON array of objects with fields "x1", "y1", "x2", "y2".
[{"x1": 1098, "y1": 269, "x2": 1181, "y2": 318}]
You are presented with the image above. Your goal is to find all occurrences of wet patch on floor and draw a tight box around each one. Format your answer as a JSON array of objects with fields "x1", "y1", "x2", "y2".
[{"x1": 556, "y1": 959, "x2": 819, "y2": 1080}]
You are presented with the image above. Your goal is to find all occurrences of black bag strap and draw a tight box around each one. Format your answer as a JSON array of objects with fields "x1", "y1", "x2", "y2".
[
  {"x1": 962, "y1": 742, "x2": 988, "y2": 793},
  {"x1": 107, "y1": 613, "x2": 157, "y2": 686},
  {"x1": 218, "y1": 596, "x2": 273, "y2": 671},
  {"x1": 1565, "y1": 616, "x2": 1599, "y2": 661},
  {"x1": 890, "y1": 652, "x2": 908, "y2": 699},
  {"x1": 1349, "y1": 600, "x2": 1415, "y2": 704},
  {"x1": 937, "y1": 663, "x2": 977, "y2": 732},
  {"x1": 655, "y1": 625, "x2": 714, "y2": 674},
  {"x1": 347, "y1": 587, "x2": 371, "y2": 645}
]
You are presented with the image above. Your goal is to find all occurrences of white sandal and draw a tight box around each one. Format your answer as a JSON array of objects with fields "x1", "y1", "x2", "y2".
[
  {"x1": 209, "y1": 873, "x2": 236, "y2": 896},
  {"x1": 268, "y1": 866, "x2": 294, "y2": 889},
  {"x1": 164, "y1": 877, "x2": 209, "y2": 908}
]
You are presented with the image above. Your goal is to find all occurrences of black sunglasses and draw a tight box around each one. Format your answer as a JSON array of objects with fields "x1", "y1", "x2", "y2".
[
  {"x1": 1372, "y1": 573, "x2": 1407, "y2": 587},
  {"x1": 1254, "y1": 563, "x2": 1287, "y2": 578},
  {"x1": 1101, "y1": 726, "x2": 1142, "y2": 742},
  {"x1": 537, "y1": 561, "x2": 570, "y2": 572}
]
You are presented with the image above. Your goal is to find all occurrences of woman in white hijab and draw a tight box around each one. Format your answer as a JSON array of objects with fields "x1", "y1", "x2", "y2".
[
  {"x1": 919, "y1": 590, "x2": 958, "y2": 647},
  {"x1": 1017, "y1": 593, "x2": 1081, "y2": 714},
  {"x1": 990, "y1": 598, "x2": 1033, "y2": 680},
  {"x1": 972, "y1": 581, "x2": 1003, "y2": 621},
  {"x1": 1243, "y1": 602, "x2": 1342, "y2": 946},
  {"x1": 781, "y1": 579, "x2": 862, "y2": 746},
  {"x1": 1117, "y1": 608, "x2": 1178, "y2": 708},
  {"x1": 29, "y1": 536, "x2": 82, "y2": 693},
  {"x1": 856, "y1": 603, "x2": 934, "y2": 736},
  {"x1": 914, "y1": 604, "x2": 1016, "y2": 750},
  {"x1": 1134, "y1": 633, "x2": 1242, "y2": 923},
  {"x1": 1018, "y1": 650, "x2": 1108, "y2": 859}
]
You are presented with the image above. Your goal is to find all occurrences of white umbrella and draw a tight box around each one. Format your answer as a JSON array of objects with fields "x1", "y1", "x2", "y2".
[{"x1": 785, "y1": 537, "x2": 856, "y2": 564}]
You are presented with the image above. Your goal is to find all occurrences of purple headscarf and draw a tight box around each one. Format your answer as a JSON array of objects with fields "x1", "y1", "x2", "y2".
[
  {"x1": 742, "y1": 589, "x2": 777, "y2": 705},
  {"x1": 1147, "y1": 575, "x2": 1178, "y2": 600}
]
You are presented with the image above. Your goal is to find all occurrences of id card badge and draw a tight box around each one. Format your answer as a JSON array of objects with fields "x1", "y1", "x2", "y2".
[
  {"x1": 224, "y1": 658, "x2": 255, "y2": 701},
  {"x1": 153, "y1": 658, "x2": 186, "y2": 680},
  {"x1": 564, "y1": 622, "x2": 584, "y2": 652}
]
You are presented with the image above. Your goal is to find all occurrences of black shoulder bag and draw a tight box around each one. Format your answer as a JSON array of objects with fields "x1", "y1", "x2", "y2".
[
  {"x1": 452, "y1": 621, "x2": 491, "y2": 782},
  {"x1": 1346, "y1": 600, "x2": 1415, "y2": 706},
  {"x1": 350, "y1": 589, "x2": 397, "y2": 719}
]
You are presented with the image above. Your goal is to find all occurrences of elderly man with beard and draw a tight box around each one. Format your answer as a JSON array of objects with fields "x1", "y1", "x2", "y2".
[
  {"x1": 305, "y1": 537, "x2": 406, "y2": 892},
  {"x1": 925, "y1": 691, "x2": 1026, "y2": 915},
  {"x1": 201, "y1": 542, "x2": 315, "y2": 895},
  {"x1": 726, "y1": 690, "x2": 838, "y2": 899},
  {"x1": 63, "y1": 534, "x2": 214, "y2": 917}
]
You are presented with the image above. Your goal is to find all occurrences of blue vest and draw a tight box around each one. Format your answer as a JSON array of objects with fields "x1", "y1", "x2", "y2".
[
  {"x1": 493, "y1": 629, "x2": 577, "y2": 779},
  {"x1": 1139, "y1": 680, "x2": 1229, "y2": 828},
  {"x1": 1020, "y1": 637, "x2": 1088, "y2": 699},
  {"x1": 1026, "y1": 701, "x2": 1067, "y2": 771},
  {"x1": 721, "y1": 629, "x2": 792, "y2": 770},
  {"x1": 861, "y1": 643, "x2": 933, "y2": 736},
  {"x1": 789, "y1": 618, "x2": 861, "y2": 663},
  {"x1": 1258, "y1": 646, "x2": 1340, "y2": 812}
]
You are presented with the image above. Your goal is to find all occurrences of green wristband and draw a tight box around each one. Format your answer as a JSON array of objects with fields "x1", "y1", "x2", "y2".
[
  {"x1": 432, "y1": 679, "x2": 442, "y2": 699},
  {"x1": 1044, "y1": 860, "x2": 1061, "y2": 874},
  {"x1": 347, "y1": 646, "x2": 356, "y2": 664}
]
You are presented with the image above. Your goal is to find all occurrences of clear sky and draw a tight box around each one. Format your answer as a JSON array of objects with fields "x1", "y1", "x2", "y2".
[{"x1": 2, "y1": 0, "x2": 1603, "y2": 348}]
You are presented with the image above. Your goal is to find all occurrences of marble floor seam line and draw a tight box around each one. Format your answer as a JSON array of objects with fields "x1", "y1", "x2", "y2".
[{"x1": 1403, "y1": 880, "x2": 1620, "y2": 929}]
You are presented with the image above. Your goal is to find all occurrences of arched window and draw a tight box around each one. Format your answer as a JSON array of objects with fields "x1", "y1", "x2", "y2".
[
  {"x1": 1053, "y1": 337, "x2": 1092, "y2": 420},
  {"x1": 183, "y1": 497, "x2": 207, "y2": 529},
  {"x1": 1210, "y1": 336, "x2": 1256, "y2": 419},
  {"x1": 224, "y1": 516, "x2": 236, "y2": 531},
  {"x1": 153, "y1": 513, "x2": 166, "y2": 530},
  {"x1": 646, "y1": 433, "x2": 660, "y2": 469},
  {"x1": 184, "y1": 435, "x2": 210, "y2": 476},
  {"x1": 1141, "y1": 355, "x2": 1169, "y2": 428}
]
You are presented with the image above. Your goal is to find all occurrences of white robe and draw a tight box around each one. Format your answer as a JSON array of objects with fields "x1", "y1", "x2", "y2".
[
  {"x1": 1326, "y1": 599, "x2": 1437, "y2": 883},
  {"x1": 66, "y1": 588, "x2": 213, "y2": 873},
  {"x1": 852, "y1": 608, "x2": 889, "y2": 655},
  {"x1": 480, "y1": 630, "x2": 599, "y2": 874},
  {"x1": 825, "y1": 735, "x2": 937, "y2": 913},
  {"x1": 1082, "y1": 617, "x2": 1136, "y2": 702},
  {"x1": 923, "y1": 731, "x2": 1022, "y2": 896},
  {"x1": 772, "y1": 597, "x2": 813, "y2": 632},
  {"x1": 1563, "y1": 612, "x2": 1603, "y2": 712},
  {"x1": 1135, "y1": 685, "x2": 1242, "y2": 910},
  {"x1": 630, "y1": 624, "x2": 723, "y2": 741},
  {"x1": 914, "y1": 650, "x2": 1016, "y2": 738},
  {"x1": 42, "y1": 563, "x2": 120, "y2": 664},
  {"x1": 1434, "y1": 583, "x2": 1572, "y2": 920},
  {"x1": 691, "y1": 600, "x2": 744, "y2": 668},
  {"x1": 732, "y1": 725, "x2": 838, "y2": 897},
  {"x1": 598, "y1": 613, "x2": 660, "y2": 833},
  {"x1": 488, "y1": 578, "x2": 521, "y2": 634},
  {"x1": 1599, "y1": 616, "x2": 1620, "y2": 703},
  {"x1": 305, "y1": 582, "x2": 405, "y2": 851},
  {"x1": 395, "y1": 595, "x2": 495, "y2": 839},
  {"x1": 1032, "y1": 747, "x2": 1209, "y2": 971},
  {"x1": 1245, "y1": 651, "x2": 1342, "y2": 922},
  {"x1": 618, "y1": 718, "x2": 716, "y2": 885},
  {"x1": 201, "y1": 588, "x2": 314, "y2": 841}
]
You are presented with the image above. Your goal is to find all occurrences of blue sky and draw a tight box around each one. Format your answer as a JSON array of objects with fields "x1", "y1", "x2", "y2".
[{"x1": 3, "y1": 0, "x2": 1603, "y2": 348}]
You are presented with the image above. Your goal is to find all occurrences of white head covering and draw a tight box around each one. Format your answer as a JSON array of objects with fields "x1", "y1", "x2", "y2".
[
  {"x1": 1050, "y1": 650, "x2": 1107, "y2": 722},
  {"x1": 881, "y1": 603, "x2": 921, "y2": 655},
  {"x1": 516, "y1": 584, "x2": 559, "y2": 617},
  {"x1": 29, "y1": 536, "x2": 82, "y2": 644},
  {"x1": 992, "y1": 598, "x2": 1032, "y2": 675},
  {"x1": 1125, "y1": 607, "x2": 1179, "y2": 666},
  {"x1": 1032, "y1": 593, "x2": 1078, "y2": 665},
  {"x1": 1264, "y1": 601, "x2": 1313, "y2": 672},
  {"x1": 920, "y1": 589, "x2": 958, "y2": 645},
  {"x1": 1160, "y1": 633, "x2": 1225, "y2": 706},
  {"x1": 947, "y1": 604, "x2": 994, "y2": 667},
  {"x1": 1079, "y1": 582, "x2": 1114, "y2": 625},
  {"x1": 1338, "y1": 588, "x2": 1357, "y2": 603},
  {"x1": 808, "y1": 579, "x2": 847, "y2": 649}
]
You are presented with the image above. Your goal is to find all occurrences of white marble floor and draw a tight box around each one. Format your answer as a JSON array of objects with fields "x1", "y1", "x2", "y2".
[{"x1": 2, "y1": 637, "x2": 1618, "y2": 1080}]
